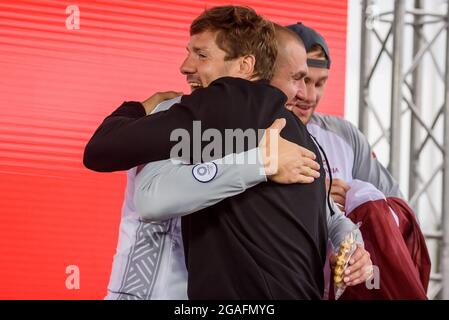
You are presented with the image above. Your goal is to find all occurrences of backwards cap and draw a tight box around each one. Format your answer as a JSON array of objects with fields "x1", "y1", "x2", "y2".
[{"x1": 287, "y1": 22, "x2": 331, "y2": 69}]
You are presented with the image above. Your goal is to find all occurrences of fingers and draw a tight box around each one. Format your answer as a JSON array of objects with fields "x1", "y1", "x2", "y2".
[
  {"x1": 328, "y1": 179, "x2": 349, "y2": 207},
  {"x1": 330, "y1": 194, "x2": 345, "y2": 207},
  {"x1": 265, "y1": 126, "x2": 320, "y2": 184},
  {"x1": 348, "y1": 246, "x2": 371, "y2": 271},
  {"x1": 326, "y1": 179, "x2": 350, "y2": 192},
  {"x1": 344, "y1": 267, "x2": 366, "y2": 285},
  {"x1": 332, "y1": 179, "x2": 350, "y2": 192},
  {"x1": 344, "y1": 246, "x2": 372, "y2": 286},
  {"x1": 285, "y1": 155, "x2": 320, "y2": 180},
  {"x1": 267, "y1": 118, "x2": 286, "y2": 131},
  {"x1": 142, "y1": 91, "x2": 183, "y2": 114},
  {"x1": 346, "y1": 265, "x2": 373, "y2": 286},
  {"x1": 298, "y1": 145, "x2": 317, "y2": 160},
  {"x1": 161, "y1": 91, "x2": 183, "y2": 99},
  {"x1": 295, "y1": 149, "x2": 320, "y2": 179},
  {"x1": 294, "y1": 175, "x2": 315, "y2": 184},
  {"x1": 299, "y1": 158, "x2": 320, "y2": 177},
  {"x1": 331, "y1": 184, "x2": 348, "y2": 196},
  {"x1": 298, "y1": 166, "x2": 320, "y2": 179},
  {"x1": 348, "y1": 246, "x2": 364, "y2": 265},
  {"x1": 274, "y1": 171, "x2": 315, "y2": 184},
  {"x1": 302, "y1": 157, "x2": 320, "y2": 171}
]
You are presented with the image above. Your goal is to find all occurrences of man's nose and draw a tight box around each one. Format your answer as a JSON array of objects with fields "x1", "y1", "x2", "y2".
[
  {"x1": 296, "y1": 79, "x2": 307, "y2": 101},
  {"x1": 305, "y1": 84, "x2": 317, "y2": 104},
  {"x1": 180, "y1": 55, "x2": 195, "y2": 75}
]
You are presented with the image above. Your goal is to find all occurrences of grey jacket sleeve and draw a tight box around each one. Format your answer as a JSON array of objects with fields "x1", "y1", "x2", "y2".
[
  {"x1": 327, "y1": 199, "x2": 364, "y2": 248},
  {"x1": 348, "y1": 121, "x2": 403, "y2": 199},
  {"x1": 134, "y1": 148, "x2": 266, "y2": 221}
]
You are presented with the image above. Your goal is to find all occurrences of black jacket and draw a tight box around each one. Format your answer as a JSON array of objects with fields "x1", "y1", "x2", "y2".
[{"x1": 83, "y1": 77, "x2": 328, "y2": 299}]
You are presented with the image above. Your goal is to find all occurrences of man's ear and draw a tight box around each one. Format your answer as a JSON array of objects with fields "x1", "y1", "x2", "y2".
[{"x1": 239, "y1": 55, "x2": 256, "y2": 79}]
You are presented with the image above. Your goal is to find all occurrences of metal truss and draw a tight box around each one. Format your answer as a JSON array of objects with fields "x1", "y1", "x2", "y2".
[{"x1": 358, "y1": 0, "x2": 449, "y2": 299}]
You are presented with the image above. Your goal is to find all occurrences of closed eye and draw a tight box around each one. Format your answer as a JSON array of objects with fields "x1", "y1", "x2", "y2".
[{"x1": 293, "y1": 72, "x2": 307, "y2": 81}]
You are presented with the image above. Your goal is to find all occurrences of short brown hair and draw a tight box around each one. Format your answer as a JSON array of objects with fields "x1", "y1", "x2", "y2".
[
  {"x1": 190, "y1": 6, "x2": 277, "y2": 80},
  {"x1": 309, "y1": 44, "x2": 326, "y2": 58}
]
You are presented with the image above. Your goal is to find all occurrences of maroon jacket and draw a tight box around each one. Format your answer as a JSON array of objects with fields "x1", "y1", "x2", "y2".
[{"x1": 330, "y1": 197, "x2": 430, "y2": 300}]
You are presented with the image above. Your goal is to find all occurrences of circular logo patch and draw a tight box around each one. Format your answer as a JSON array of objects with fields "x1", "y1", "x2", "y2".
[{"x1": 192, "y1": 162, "x2": 218, "y2": 183}]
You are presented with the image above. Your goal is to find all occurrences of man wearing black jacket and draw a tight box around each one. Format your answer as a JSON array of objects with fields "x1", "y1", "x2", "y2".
[{"x1": 84, "y1": 6, "x2": 328, "y2": 299}]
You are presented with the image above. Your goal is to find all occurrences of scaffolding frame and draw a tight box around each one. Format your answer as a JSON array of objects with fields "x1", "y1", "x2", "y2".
[{"x1": 358, "y1": 0, "x2": 449, "y2": 299}]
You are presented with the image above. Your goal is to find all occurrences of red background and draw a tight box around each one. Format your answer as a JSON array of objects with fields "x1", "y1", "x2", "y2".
[{"x1": 0, "y1": 0, "x2": 347, "y2": 299}]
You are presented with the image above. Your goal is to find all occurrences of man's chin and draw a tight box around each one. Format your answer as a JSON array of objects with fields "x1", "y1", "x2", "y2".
[{"x1": 292, "y1": 108, "x2": 313, "y2": 124}]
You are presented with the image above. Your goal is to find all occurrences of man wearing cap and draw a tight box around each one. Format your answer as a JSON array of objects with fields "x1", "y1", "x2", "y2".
[
  {"x1": 85, "y1": 6, "x2": 336, "y2": 299},
  {"x1": 127, "y1": 21, "x2": 429, "y2": 300},
  {"x1": 286, "y1": 22, "x2": 431, "y2": 299},
  {"x1": 86, "y1": 10, "x2": 370, "y2": 299}
]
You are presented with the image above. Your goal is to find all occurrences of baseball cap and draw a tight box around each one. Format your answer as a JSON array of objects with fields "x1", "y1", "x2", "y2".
[{"x1": 286, "y1": 22, "x2": 331, "y2": 69}]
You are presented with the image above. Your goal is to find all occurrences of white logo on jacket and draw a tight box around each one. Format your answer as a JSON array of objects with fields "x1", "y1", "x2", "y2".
[{"x1": 192, "y1": 162, "x2": 218, "y2": 183}]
